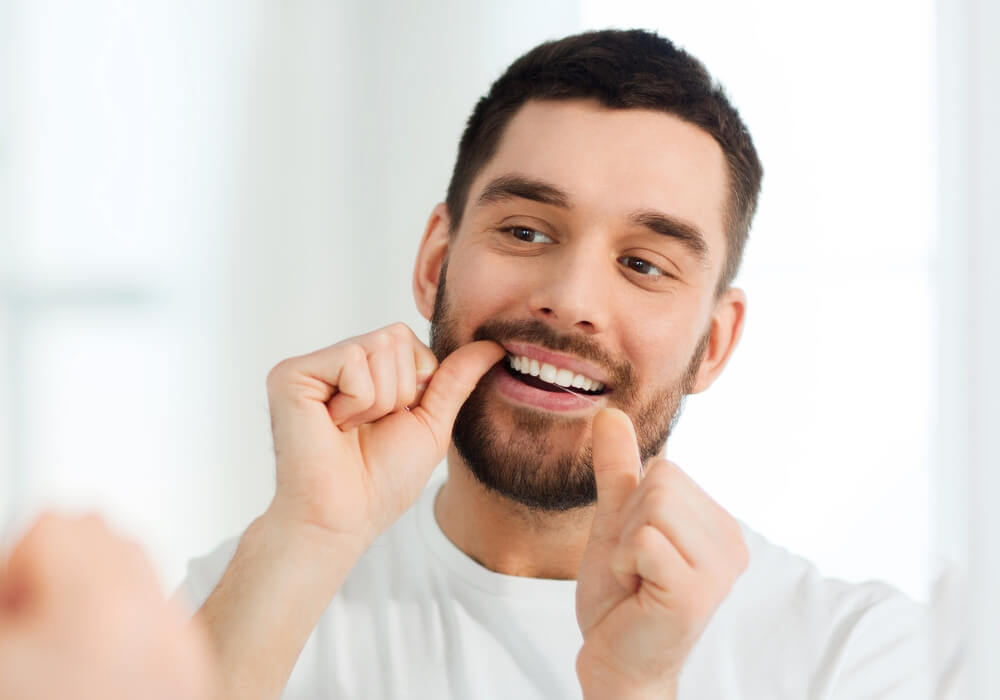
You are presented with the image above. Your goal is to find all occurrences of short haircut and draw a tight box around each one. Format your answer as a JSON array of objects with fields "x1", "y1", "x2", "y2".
[{"x1": 445, "y1": 29, "x2": 763, "y2": 296}]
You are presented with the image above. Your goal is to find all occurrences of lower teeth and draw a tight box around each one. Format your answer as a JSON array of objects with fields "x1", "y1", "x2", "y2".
[{"x1": 508, "y1": 366, "x2": 599, "y2": 394}]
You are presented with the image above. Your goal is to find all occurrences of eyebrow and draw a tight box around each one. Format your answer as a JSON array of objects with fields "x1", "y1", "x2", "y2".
[
  {"x1": 477, "y1": 174, "x2": 570, "y2": 208},
  {"x1": 476, "y1": 173, "x2": 710, "y2": 266},
  {"x1": 630, "y1": 211, "x2": 710, "y2": 267}
]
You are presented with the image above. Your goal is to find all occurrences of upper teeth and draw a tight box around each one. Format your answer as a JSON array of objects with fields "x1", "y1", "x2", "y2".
[{"x1": 507, "y1": 355, "x2": 605, "y2": 392}]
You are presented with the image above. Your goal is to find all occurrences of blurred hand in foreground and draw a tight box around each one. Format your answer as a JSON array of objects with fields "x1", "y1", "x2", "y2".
[{"x1": 0, "y1": 514, "x2": 218, "y2": 700}]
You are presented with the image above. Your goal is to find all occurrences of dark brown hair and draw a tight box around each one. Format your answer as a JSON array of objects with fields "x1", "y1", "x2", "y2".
[{"x1": 445, "y1": 29, "x2": 763, "y2": 295}]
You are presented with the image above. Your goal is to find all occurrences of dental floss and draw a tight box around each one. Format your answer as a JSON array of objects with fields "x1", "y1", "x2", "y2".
[{"x1": 547, "y1": 381, "x2": 602, "y2": 405}]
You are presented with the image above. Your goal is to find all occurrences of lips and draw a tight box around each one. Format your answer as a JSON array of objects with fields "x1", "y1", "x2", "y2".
[{"x1": 483, "y1": 340, "x2": 613, "y2": 413}]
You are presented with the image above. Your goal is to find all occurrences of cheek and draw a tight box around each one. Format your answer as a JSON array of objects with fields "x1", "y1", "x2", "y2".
[
  {"x1": 446, "y1": 252, "x2": 533, "y2": 320},
  {"x1": 619, "y1": 315, "x2": 695, "y2": 386}
]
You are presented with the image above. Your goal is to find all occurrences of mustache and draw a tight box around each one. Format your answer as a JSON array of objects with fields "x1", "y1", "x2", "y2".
[{"x1": 471, "y1": 318, "x2": 635, "y2": 391}]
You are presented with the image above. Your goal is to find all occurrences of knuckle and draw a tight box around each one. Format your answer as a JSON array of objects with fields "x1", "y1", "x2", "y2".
[
  {"x1": 345, "y1": 343, "x2": 368, "y2": 364},
  {"x1": 370, "y1": 330, "x2": 393, "y2": 350},
  {"x1": 641, "y1": 484, "x2": 672, "y2": 513},
  {"x1": 371, "y1": 393, "x2": 394, "y2": 415},
  {"x1": 643, "y1": 458, "x2": 675, "y2": 483},
  {"x1": 387, "y1": 322, "x2": 413, "y2": 341},
  {"x1": 266, "y1": 359, "x2": 292, "y2": 389},
  {"x1": 632, "y1": 523, "x2": 661, "y2": 550},
  {"x1": 661, "y1": 461, "x2": 685, "y2": 482}
]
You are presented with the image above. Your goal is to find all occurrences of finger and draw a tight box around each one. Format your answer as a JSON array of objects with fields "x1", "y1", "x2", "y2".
[
  {"x1": 409, "y1": 340, "x2": 505, "y2": 450},
  {"x1": 340, "y1": 343, "x2": 398, "y2": 430},
  {"x1": 647, "y1": 459, "x2": 727, "y2": 534},
  {"x1": 376, "y1": 322, "x2": 433, "y2": 409},
  {"x1": 326, "y1": 346, "x2": 376, "y2": 426},
  {"x1": 618, "y1": 482, "x2": 713, "y2": 569},
  {"x1": 393, "y1": 338, "x2": 417, "y2": 411},
  {"x1": 611, "y1": 524, "x2": 691, "y2": 595},
  {"x1": 411, "y1": 341, "x2": 439, "y2": 404},
  {"x1": 411, "y1": 336, "x2": 439, "y2": 384},
  {"x1": 589, "y1": 408, "x2": 642, "y2": 542}
]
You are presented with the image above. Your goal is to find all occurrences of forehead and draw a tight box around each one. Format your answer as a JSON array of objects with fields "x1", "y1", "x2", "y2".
[{"x1": 466, "y1": 99, "x2": 730, "y2": 268}]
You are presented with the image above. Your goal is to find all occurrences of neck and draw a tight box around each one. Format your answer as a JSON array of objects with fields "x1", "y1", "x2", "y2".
[{"x1": 434, "y1": 445, "x2": 595, "y2": 580}]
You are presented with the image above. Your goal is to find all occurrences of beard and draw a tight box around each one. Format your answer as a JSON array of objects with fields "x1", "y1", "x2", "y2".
[{"x1": 430, "y1": 264, "x2": 709, "y2": 512}]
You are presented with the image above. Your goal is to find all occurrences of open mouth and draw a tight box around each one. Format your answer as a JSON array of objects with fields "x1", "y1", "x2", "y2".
[{"x1": 502, "y1": 353, "x2": 609, "y2": 396}]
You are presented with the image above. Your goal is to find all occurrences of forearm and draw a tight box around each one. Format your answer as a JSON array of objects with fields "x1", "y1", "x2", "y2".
[
  {"x1": 196, "y1": 508, "x2": 365, "y2": 700},
  {"x1": 577, "y1": 650, "x2": 679, "y2": 700}
]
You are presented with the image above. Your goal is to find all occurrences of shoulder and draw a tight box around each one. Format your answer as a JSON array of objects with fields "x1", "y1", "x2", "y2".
[
  {"x1": 705, "y1": 522, "x2": 934, "y2": 697},
  {"x1": 734, "y1": 523, "x2": 920, "y2": 616}
]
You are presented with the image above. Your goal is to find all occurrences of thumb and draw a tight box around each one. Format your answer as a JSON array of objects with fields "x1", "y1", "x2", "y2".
[
  {"x1": 410, "y1": 340, "x2": 505, "y2": 448},
  {"x1": 590, "y1": 408, "x2": 642, "y2": 541}
]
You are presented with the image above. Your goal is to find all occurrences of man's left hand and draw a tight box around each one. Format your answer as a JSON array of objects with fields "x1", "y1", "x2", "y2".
[{"x1": 575, "y1": 408, "x2": 749, "y2": 699}]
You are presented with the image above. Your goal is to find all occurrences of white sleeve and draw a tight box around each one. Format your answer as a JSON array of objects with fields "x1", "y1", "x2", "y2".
[{"x1": 824, "y1": 593, "x2": 935, "y2": 699}]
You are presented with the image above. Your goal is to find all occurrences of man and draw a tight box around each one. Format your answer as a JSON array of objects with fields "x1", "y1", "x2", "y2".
[{"x1": 179, "y1": 29, "x2": 932, "y2": 699}]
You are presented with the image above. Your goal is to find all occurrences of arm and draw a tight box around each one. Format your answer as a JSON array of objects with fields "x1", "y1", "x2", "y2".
[
  {"x1": 196, "y1": 323, "x2": 503, "y2": 700},
  {"x1": 196, "y1": 511, "x2": 361, "y2": 700}
]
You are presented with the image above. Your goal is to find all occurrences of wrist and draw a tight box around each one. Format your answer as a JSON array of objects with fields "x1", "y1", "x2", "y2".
[
  {"x1": 251, "y1": 505, "x2": 370, "y2": 581},
  {"x1": 261, "y1": 497, "x2": 373, "y2": 562},
  {"x1": 580, "y1": 679, "x2": 678, "y2": 700},
  {"x1": 577, "y1": 651, "x2": 679, "y2": 700}
]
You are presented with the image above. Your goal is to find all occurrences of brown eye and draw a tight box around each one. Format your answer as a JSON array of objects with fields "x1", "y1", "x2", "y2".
[
  {"x1": 503, "y1": 226, "x2": 554, "y2": 244},
  {"x1": 618, "y1": 255, "x2": 666, "y2": 277}
]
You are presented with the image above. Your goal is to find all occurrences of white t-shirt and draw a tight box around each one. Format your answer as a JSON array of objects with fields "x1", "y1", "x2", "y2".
[{"x1": 177, "y1": 476, "x2": 937, "y2": 699}]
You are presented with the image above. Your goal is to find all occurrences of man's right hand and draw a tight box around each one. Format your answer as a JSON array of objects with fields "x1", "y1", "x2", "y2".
[
  {"x1": 264, "y1": 323, "x2": 503, "y2": 551},
  {"x1": 199, "y1": 324, "x2": 502, "y2": 700}
]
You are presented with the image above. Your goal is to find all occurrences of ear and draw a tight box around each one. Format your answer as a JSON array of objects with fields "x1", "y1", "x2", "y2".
[
  {"x1": 413, "y1": 202, "x2": 452, "y2": 321},
  {"x1": 689, "y1": 287, "x2": 747, "y2": 394}
]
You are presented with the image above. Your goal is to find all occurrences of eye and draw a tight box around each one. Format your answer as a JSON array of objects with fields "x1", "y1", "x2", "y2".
[
  {"x1": 618, "y1": 255, "x2": 669, "y2": 277},
  {"x1": 502, "y1": 226, "x2": 554, "y2": 244}
]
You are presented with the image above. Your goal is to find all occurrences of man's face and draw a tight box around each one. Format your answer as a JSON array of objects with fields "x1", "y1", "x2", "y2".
[{"x1": 428, "y1": 99, "x2": 732, "y2": 511}]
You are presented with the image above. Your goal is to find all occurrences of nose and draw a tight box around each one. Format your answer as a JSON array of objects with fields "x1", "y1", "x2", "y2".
[{"x1": 527, "y1": 242, "x2": 610, "y2": 334}]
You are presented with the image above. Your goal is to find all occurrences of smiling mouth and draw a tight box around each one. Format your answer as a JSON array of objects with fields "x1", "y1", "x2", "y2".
[{"x1": 502, "y1": 353, "x2": 609, "y2": 395}]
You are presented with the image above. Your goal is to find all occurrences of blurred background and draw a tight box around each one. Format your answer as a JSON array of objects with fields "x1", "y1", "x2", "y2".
[{"x1": 0, "y1": 0, "x2": 996, "y2": 693}]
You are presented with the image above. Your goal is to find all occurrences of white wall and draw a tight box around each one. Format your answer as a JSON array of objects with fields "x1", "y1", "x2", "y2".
[{"x1": 0, "y1": 0, "x2": 264, "y2": 584}]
